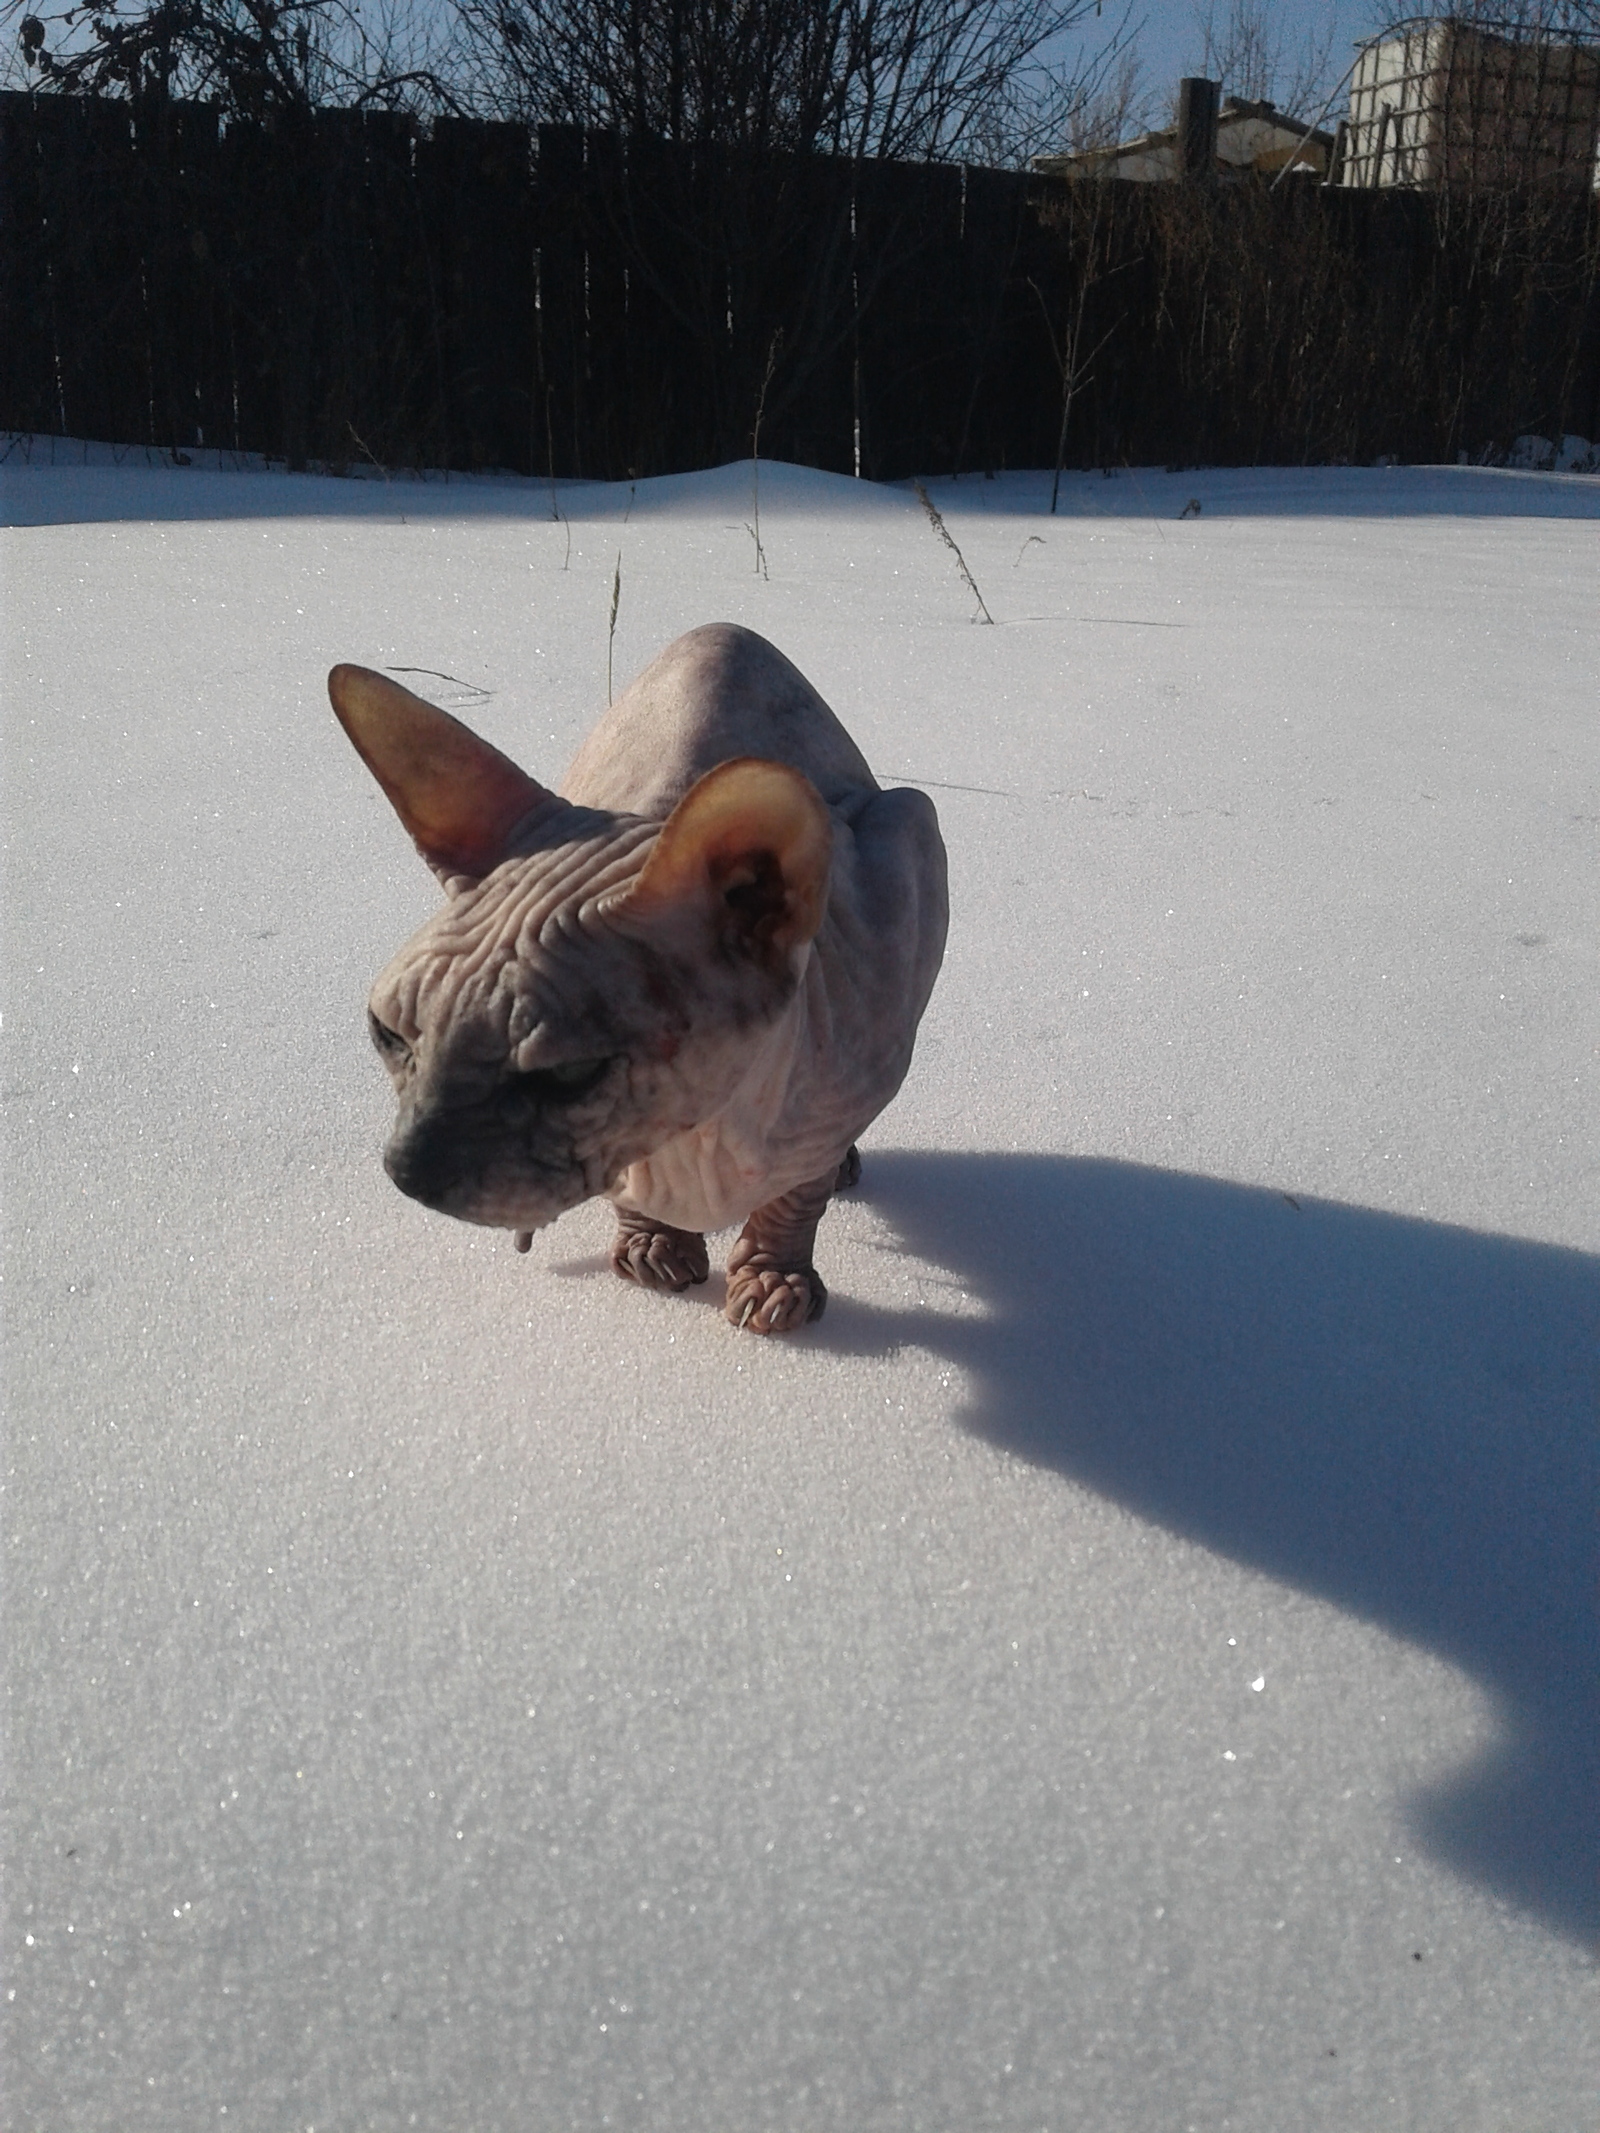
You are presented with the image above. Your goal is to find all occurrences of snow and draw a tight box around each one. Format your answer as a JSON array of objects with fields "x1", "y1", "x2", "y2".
[
  {"x1": 3, "y1": 447, "x2": 1597, "y2": 2130},
  {"x1": 1508, "y1": 433, "x2": 1600, "y2": 474}
]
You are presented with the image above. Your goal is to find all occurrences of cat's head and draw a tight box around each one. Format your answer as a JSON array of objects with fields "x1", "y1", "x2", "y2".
[{"x1": 329, "y1": 664, "x2": 831, "y2": 1234}]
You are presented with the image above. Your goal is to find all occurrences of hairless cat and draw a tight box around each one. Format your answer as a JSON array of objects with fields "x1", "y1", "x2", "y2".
[{"x1": 331, "y1": 623, "x2": 946, "y2": 1333}]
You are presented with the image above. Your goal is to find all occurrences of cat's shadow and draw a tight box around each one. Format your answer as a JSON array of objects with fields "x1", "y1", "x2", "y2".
[
  {"x1": 798, "y1": 1149, "x2": 1596, "y2": 1947},
  {"x1": 547, "y1": 1151, "x2": 1596, "y2": 1943}
]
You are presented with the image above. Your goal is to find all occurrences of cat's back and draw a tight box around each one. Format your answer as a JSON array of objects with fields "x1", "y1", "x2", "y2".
[{"x1": 559, "y1": 624, "x2": 878, "y2": 818}]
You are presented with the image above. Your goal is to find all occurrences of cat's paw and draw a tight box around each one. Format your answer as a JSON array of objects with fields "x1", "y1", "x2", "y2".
[
  {"x1": 725, "y1": 1263, "x2": 827, "y2": 1334},
  {"x1": 834, "y1": 1144, "x2": 862, "y2": 1192},
  {"x1": 611, "y1": 1223, "x2": 710, "y2": 1292}
]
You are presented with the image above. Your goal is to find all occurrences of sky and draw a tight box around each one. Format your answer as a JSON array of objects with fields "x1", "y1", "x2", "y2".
[{"x1": 1057, "y1": 0, "x2": 1392, "y2": 131}]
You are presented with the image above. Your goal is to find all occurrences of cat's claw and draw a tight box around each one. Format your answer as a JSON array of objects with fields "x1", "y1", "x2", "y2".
[
  {"x1": 725, "y1": 1264, "x2": 826, "y2": 1334},
  {"x1": 611, "y1": 1223, "x2": 710, "y2": 1292}
]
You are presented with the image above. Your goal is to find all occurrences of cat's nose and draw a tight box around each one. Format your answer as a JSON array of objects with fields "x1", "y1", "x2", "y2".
[{"x1": 383, "y1": 1119, "x2": 457, "y2": 1210}]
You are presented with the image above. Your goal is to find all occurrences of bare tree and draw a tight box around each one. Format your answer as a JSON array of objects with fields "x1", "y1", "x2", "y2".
[
  {"x1": 452, "y1": 0, "x2": 1113, "y2": 166},
  {"x1": 5, "y1": 0, "x2": 461, "y2": 114},
  {"x1": 1061, "y1": 41, "x2": 1152, "y2": 151},
  {"x1": 6, "y1": 0, "x2": 1128, "y2": 156},
  {"x1": 1186, "y1": 0, "x2": 1339, "y2": 118}
]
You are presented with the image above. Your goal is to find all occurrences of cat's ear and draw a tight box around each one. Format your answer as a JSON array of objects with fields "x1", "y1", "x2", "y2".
[
  {"x1": 611, "y1": 757, "x2": 831, "y2": 965},
  {"x1": 328, "y1": 664, "x2": 553, "y2": 885}
]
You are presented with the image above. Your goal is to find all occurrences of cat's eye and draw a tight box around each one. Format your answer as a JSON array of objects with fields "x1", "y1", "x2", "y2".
[
  {"x1": 368, "y1": 1011, "x2": 411, "y2": 1064},
  {"x1": 511, "y1": 1056, "x2": 613, "y2": 1102}
]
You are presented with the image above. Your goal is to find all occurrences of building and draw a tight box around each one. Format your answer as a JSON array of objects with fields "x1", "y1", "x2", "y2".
[
  {"x1": 1339, "y1": 17, "x2": 1600, "y2": 189},
  {"x1": 1032, "y1": 85, "x2": 1336, "y2": 184}
]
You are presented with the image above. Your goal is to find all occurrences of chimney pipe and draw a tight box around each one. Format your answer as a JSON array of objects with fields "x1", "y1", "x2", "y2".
[{"x1": 1178, "y1": 78, "x2": 1220, "y2": 179}]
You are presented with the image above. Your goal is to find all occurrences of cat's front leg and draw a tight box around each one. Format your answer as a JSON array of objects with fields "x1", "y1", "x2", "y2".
[
  {"x1": 724, "y1": 1165, "x2": 847, "y2": 1334},
  {"x1": 610, "y1": 1204, "x2": 710, "y2": 1292}
]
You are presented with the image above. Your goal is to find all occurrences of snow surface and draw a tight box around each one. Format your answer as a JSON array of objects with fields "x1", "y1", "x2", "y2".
[{"x1": 3, "y1": 448, "x2": 1597, "y2": 2131}]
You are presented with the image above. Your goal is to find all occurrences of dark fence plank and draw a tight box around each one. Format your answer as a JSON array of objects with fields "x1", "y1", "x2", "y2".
[{"x1": 422, "y1": 118, "x2": 537, "y2": 473}]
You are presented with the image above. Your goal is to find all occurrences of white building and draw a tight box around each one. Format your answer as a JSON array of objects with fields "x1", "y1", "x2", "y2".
[
  {"x1": 1340, "y1": 18, "x2": 1600, "y2": 189},
  {"x1": 1033, "y1": 94, "x2": 1336, "y2": 184}
]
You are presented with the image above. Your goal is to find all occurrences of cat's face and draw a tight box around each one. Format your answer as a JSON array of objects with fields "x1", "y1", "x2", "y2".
[
  {"x1": 363, "y1": 828, "x2": 803, "y2": 1233},
  {"x1": 329, "y1": 664, "x2": 831, "y2": 1238}
]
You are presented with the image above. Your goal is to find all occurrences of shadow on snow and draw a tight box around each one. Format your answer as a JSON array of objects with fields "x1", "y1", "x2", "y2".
[
  {"x1": 3, "y1": 447, "x2": 1597, "y2": 529},
  {"x1": 820, "y1": 1151, "x2": 1598, "y2": 1948}
]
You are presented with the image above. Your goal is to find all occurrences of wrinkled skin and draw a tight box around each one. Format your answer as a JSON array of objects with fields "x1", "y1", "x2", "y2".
[{"x1": 335, "y1": 624, "x2": 947, "y2": 1333}]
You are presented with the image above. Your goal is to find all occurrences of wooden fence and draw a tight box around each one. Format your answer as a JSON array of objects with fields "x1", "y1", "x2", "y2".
[{"x1": 3, "y1": 88, "x2": 1598, "y2": 478}]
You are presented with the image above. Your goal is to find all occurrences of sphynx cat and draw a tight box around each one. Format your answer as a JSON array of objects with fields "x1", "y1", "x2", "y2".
[{"x1": 330, "y1": 623, "x2": 947, "y2": 1333}]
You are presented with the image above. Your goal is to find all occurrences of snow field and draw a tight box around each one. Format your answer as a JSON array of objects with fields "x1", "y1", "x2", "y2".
[{"x1": 3, "y1": 452, "x2": 1597, "y2": 2131}]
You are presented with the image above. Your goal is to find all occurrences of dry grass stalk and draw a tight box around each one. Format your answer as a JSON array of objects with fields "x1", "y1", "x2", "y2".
[
  {"x1": 913, "y1": 480, "x2": 994, "y2": 623},
  {"x1": 607, "y1": 550, "x2": 622, "y2": 703},
  {"x1": 748, "y1": 330, "x2": 782, "y2": 580}
]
